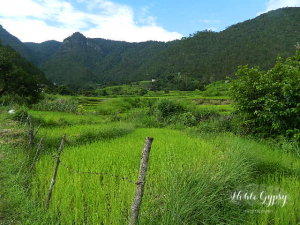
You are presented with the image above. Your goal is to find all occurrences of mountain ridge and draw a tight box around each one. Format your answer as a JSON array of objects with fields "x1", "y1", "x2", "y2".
[{"x1": 1, "y1": 7, "x2": 300, "y2": 90}]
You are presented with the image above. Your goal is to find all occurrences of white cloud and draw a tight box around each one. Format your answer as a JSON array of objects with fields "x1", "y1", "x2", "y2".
[
  {"x1": 199, "y1": 19, "x2": 220, "y2": 23},
  {"x1": 0, "y1": 0, "x2": 182, "y2": 43},
  {"x1": 0, "y1": 18, "x2": 75, "y2": 42},
  {"x1": 258, "y1": 0, "x2": 300, "y2": 15},
  {"x1": 0, "y1": 0, "x2": 46, "y2": 18}
]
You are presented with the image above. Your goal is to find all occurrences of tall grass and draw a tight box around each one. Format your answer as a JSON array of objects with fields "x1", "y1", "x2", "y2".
[
  {"x1": 30, "y1": 98, "x2": 78, "y2": 113},
  {"x1": 2, "y1": 93, "x2": 300, "y2": 225},
  {"x1": 36, "y1": 122, "x2": 135, "y2": 150},
  {"x1": 190, "y1": 132, "x2": 300, "y2": 225},
  {"x1": 31, "y1": 129, "x2": 255, "y2": 224},
  {"x1": 29, "y1": 110, "x2": 104, "y2": 127}
]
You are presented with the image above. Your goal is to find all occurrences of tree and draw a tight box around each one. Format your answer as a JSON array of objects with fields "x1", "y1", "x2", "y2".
[
  {"x1": 57, "y1": 85, "x2": 74, "y2": 95},
  {"x1": 139, "y1": 88, "x2": 148, "y2": 96},
  {"x1": 99, "y1": 89, "x2": 108, "y2": 96},
  {"x1": 229, "y1": 50, "x2": 300, "y2": 139},
  {"x1": 0, "y1": 46, "x2": 41, "y2": 103}
]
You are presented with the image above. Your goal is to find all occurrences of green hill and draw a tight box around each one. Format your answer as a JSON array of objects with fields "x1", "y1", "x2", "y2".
[
  {"x1": 24, "y1": 40, "x2": 61, "y2": 65},
  {"x1": 39, "y1": 32, "x2": 169, "y2": 90},
  {"x1": 132, "y1": 7, "x2": 300, "y2": 83}
]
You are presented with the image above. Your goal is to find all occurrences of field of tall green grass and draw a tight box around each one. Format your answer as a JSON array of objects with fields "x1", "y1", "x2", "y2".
[{"x1": 1, "y1": 89, "x2": 299, "y2": 224}]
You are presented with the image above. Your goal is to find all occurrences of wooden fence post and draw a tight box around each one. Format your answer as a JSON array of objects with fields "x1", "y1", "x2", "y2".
[
  {"x1": 32, "y1": 124, "x2": 42, "y2": 141},
  {"x1": 45, "y1": 134, "x2": 66, "y2": 211},
  {"x1": 129, "y1": 137, "x2": 154, "y2": 225},
  {"x1": 28, "y1": 114, "x2": 34, "y2": 149},
  {"x1": 30, "y1": 137, "x2": 43, "y2": 172}
]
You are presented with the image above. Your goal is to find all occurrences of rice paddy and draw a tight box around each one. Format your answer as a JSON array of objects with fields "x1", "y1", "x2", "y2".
[{"x1": 1, "y1": 92, "x2": 300, "y2": 224}]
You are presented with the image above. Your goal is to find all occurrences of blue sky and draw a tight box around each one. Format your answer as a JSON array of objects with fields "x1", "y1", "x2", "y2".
[{"x1": 0, "y1": 0, "x2": 299, "y2": 43}]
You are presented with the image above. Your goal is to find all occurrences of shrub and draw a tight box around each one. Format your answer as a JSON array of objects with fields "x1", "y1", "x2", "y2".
[
  {"x1": 31, "y1": 98, "x2": 78, "y2": 113},
  {"x1": 6, "y1": 106, "x2": 28, "y2": 122},
  {"x1": 147, "y1": 99, "x2": 217, "y2": 128},
  {"x1": 77, "y1": 105, "x2": 85, "y2": 115},
  {"x1": 139, "y1": 88, "x2": 148, "y2": 96},
  {"x1": 156, "y1": 98, "x2": 185, "y2": 118},
  {"x1": 179, "y1": 112, "x2": 196, "y2": 127},
  {"x1": 229, "y1": 51, "x2": 300, "y2": 139},
  {"x1": 56, "y1": 85, "x2": 74, "y2": 96},
  {"x1": 197, "y1": 116, "x2": 232, "y2": 133}
]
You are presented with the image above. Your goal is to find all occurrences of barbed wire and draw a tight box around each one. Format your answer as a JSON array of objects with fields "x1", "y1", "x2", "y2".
[
  {"x1": 59, "y1": 160, "x2": 136, "y2": 184},
  {"x1": 44, "y1": 151, "x2": 185, "y2": 224},
  {"x1": 145, "y1": 186, "x2": 185, "y2": 225},
  {"x1": 22, "y1": 113, "x2": 184, "y2": 223}
]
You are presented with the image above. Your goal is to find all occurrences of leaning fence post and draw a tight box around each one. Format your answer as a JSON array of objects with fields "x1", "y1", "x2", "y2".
[
  {"x1": 30, "y1": 137, "x2": 44, "y2": 172},
  {"x1": 129, "y1": 137, "x2": 154, "y2": 225},
  {"x1": 28, "y1": 114, "x2": 34, "y2": 149},
  {"x1": 45, "y1": 134, "x2": 66, "y2": 211},
  {"x1": 32, "y1": 124, "x2": 42, "y2": 141}
]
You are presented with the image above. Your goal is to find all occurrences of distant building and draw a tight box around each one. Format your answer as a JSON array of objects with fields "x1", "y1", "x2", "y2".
[{"x1": 152, "y1": 79, "x2": 156, "y2": 82}]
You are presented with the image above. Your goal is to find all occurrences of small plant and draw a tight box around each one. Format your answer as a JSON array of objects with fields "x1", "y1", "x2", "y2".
[
  {"x1": 179, "y1": 112, "x2": 196, "y2": 126},
  {"x1": 139, "y1": 88, "x2": 148, "y2": 96},
  {"x1": 31, "y1": 98, "x2": 78, "y2": 113},
  {"x1": 77, "y1": 105, "x2": 85, "y2": 115}
]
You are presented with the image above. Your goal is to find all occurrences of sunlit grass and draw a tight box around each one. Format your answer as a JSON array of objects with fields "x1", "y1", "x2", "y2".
[
  {"x1": 28, "y1": 110, "x2": 104, "y2": 127},
  {"x1": 31, "y1": 129, "x2": 254, "y2": 224},
  {"x1": 36, "y1": 122, "x2": 135, "y2": 150},
  {"x1": 197, "y1": 104, "x2": 233, "y2": 115},
  {"x1": 2, "y1": 92, "x2": 300, "y2": 225}
]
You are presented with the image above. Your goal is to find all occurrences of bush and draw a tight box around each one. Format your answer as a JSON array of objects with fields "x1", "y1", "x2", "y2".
[
  {"x1": 56, "y1": 85, "x2": 74, "y2": 96},
  {"x1": 6, "y1": 106, "x2": 28, "y2": 122},
  {"x1": 197, "y1": 116, "x2": 232, "y2": 133},
  {"x1": 31, "y1": 98, "x2": 78, "y2": 113},
  {"x1": 146, "y1": 99, "x2": 217, "y2": 128},
  {"x1": 139, "y1": 88, "x2": 148, "y2": 96},
  {"x1": 156, "y1": 98, "x2": 185, "y2": 118},
  {"x1": 229, "y1": 51, "x2": 300, "y2": 139},
  {"x1": 179, "y1": 112, "x2": 196, "y2": 126}
]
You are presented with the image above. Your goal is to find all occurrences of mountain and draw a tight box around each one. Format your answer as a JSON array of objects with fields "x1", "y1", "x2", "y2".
[
  {"x1": 39, "y1": 32, "x2": 169, "y2": 90},
  {"x1": 25, "y1": 40, "x2": 61, "y2": 65},
  {"x1": 1, "y1": 7, "x2": 300, "y2": 90},
  {"x1": 0, "y1": 25, "x2": 36, "y2": 62},
  {"x1": 133, "y1": 7, "x2": 300, "y2": 84}
]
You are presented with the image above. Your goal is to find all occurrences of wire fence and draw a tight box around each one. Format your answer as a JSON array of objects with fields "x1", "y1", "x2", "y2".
[
  {"x1": 59, "y1": 159, "x2": 136, "y2": 184},
  {"x1": 43, "y1": 145, "x2": 185, "y2": 224},
  {"x1": 24, "y1": 114, "x2": 185, "y2": 224}
]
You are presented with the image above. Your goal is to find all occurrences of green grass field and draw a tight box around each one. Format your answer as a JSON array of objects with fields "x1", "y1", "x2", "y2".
[{"x1": 1, "y1": 86, "x2": 300, "y2": 224}]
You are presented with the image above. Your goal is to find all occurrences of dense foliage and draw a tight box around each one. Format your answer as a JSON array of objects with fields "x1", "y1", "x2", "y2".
[
  {"x1": 0, "y1": 42, "x2": 51, "y2": 104},
  {"x1": 39, "y1": 33, "x2": 169, "y2": 91},
  {"x1": 229, "y1": 50, "x2": 300, "y2": 139},
  {"x1": 25, "y1": 40, "x2": 61, "y2": 65}
]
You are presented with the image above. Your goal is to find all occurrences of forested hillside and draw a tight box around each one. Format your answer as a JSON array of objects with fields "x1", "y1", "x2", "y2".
[
  {"x1": 25, "y1": 41, "x2": 61, "y2": 65},
  {"x1": 133, "y1": 7, "x2": 300, "y2": 83},
  {"x1": 0, "y1": 41, "x2": 52, "y2": 103},
  {"x1": 0, "y1": 7, "x2": 300, "y2": 90},
  {"x1": 39, "y1": 32, "x2": 169, "y2": 90},
  {"x1": 0, "y1": 25, "x2": 35, "y2": 62}
]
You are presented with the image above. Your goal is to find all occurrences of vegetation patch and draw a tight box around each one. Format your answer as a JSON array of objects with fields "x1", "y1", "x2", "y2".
[{"x1": 230, "y1": 51, "x2": 300, "y2": 140}]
